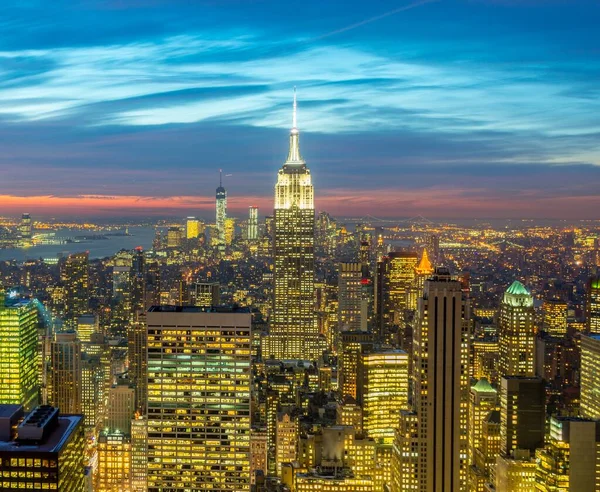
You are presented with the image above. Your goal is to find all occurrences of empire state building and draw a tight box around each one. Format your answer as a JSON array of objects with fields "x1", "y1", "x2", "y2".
[{"x1": 269, "y1": 91, "x2": 320, "y2": 360}]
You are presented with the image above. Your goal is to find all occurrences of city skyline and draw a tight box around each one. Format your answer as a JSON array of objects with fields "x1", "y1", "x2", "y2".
[{"x1": 1, "y1": 0, "x2": 599, "y2": 218}]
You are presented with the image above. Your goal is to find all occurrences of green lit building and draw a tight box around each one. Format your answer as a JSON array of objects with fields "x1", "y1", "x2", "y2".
[
  {"x1": 0, "y1": 291, "x2": 39, "y2": 410},
  {"x1": 146, "y1": 306, "x2": 251, "y2": 491},
  {"x1": 499, "y1": 281, "x2": 535, "y2": 378}
]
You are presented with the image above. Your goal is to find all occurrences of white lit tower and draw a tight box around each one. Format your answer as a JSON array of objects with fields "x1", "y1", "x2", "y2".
[
  {"x1": 215, "y1": 170, "x2": 227, "y2": 247},
  {"x1": 269, "y1": 89, "x2": 319, "y2": 360}
]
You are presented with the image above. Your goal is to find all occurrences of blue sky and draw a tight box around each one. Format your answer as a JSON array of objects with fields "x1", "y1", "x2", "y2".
[{"x1": 0, "y1": 0, "x2": 599, "y2": 218}]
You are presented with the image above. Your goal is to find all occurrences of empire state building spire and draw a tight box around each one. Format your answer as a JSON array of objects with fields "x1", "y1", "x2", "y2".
[{"x1": 286, "y1": 88, "x2": 304, "y2": 164}]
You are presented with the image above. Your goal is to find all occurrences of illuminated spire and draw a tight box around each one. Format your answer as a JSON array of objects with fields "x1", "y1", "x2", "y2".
[
  {"x1": 416, "y1": 248, "x2": 434, "y2": 275},
  {"x1": 286, "y1": 87, "x2": 304, "y2": 164}
]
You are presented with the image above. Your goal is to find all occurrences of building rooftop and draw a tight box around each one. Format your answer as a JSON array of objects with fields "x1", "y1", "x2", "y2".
[
  {"x1": 0, "y1": 412, "x2": 82, "y2": 454},
  {"x1": 148, "y1": 305, "x2": 250, "y2": 314},
  {"x1": 471, "y1": 378, "x2": 496, "y2": 393}
]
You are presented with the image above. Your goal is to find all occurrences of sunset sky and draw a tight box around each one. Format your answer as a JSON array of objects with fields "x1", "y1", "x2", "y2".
[{"x1": 0, "y1": 0, "x2": 599, "y2": 219}]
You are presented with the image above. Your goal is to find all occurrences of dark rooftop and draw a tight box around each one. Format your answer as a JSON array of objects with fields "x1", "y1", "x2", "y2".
[{"x1": 148, "y1": 305, "x2": 250, "y2": 314}]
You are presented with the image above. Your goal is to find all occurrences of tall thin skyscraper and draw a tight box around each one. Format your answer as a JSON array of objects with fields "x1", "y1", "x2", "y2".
[
  {"x1": 62, "y1": 251, "x2": 89, "y2": 325},
  {"x1": 248, "y1": 206, "x2": 258, "y2": 241},
  {"x1": 410, "y1": 268, "x2": 470, "y2": 491},
  {"x1": 19, "y1": 213, "x2": 32, "y2": 246},
  {"x1": 498, "y1": 281, "x2": 535, "y2": 378},
  {"x1": 146, "y1": 306, "x2": 251, "y2": 491},
  {"x1": 586, "y1": 276, "x2": 600, "y2": 334},
  {"x1": 338, "y1": 262, "x2": 364, "y2": 333},
  {"x1": 216, "y1": 170, "x2": 227, "y2": 247},
  {"x1": 269, "y1": 90, "x2": 318, "y2": 360},
  {"x1": 49, "y1": 331, "x2": 82, "y2": 414}
]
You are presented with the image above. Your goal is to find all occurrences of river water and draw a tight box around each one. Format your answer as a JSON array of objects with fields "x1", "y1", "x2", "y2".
[{"x1": 0, "y1": 227, "x2": 158, "y2": 262}]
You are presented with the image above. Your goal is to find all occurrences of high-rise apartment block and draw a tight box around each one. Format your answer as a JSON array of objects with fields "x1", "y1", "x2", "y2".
[
  {"x1": 146, "y1": 306, "x2": 251, "y2": 491},
  {"x1": 338, "y1": 262, "x2": 364, "y2": 333},
  {"x1": 542, "y1": 299, "x2": 568, "y2": 337}
]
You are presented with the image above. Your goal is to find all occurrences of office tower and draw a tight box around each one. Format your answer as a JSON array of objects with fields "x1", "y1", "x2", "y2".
[
  {"x1": 411, "y1": 268, "x2": 470, "y2": 491},
  {"x1": 77, "y1": 313, "x2": 98, "y2": 343},
  {"x1": 97, "y1": 431, "x2": 131, "y2": 491},
  {"x1": 49, "y1": 331, "x2": 82, "y2": 414},
  {"x1": 130, "y1": 416, "x2": 148, "y2": 491},
  {"x1": 166, "y1": 226, "x2": 184, "y2": 249},
  {"x1": 0, "y1": 405, "x2": 85, "y2": 490},
  {"x1": 580, "y1": 334, "x2": 600, "y2": 418},
  {"x1": 248, "y1": 206, "x2": 258, "y2": 240},
  {"x1": 358, "y1": 350, "x2": 409, "y2": 444},
  {"x1": 186, "y1": 216, "x2": 201, "y2": 239},
  {"x1": 495, "y1": 450, "x2": 537, "y2": 492},
  {"x1": 498, "y1": 281, "x2": 535, "y2": 378},
  {"x1": 128, "y1": 317, "x2": 147, "y2": 413},
  {"x1": 469, "y1": 410, "x2": 501, "y2": 492},
  {"x1": 112, "y1": 252, "x2": 133, "y2": 334},
  {"x1": 535, "y1": 416, "x2": 600, "y2": 491},
  {"x1": 81, "y1": 353, "x2": 102, "y2": 432},
  {"x1": 586, "y1": 276, "x2": 600, "y2": 333},
  {"x1": 471, "y1": 339, "x2": 499, "y2": 384},
  {"x1": 468, "y1": 379, "x2": 498, "y2": 491},
  {"x1": 19, "y1": 212, "x2": 33, "y2": 246},
  {"x1": 392, "y1": 410, "x2": 419, "y2": 492},
  {"x1": 190, "y1": 281, "x2": 220, "y2": 307},
  {"x1": 276, "y1": 412, "x2": 298, "y2": 477},
  {"x1": 107, "y1": 382, "x2": 135, "y2": 433},
  {"x1": 338, "y1": 262, "x2": 364, "y2": 332},
  {"x1": 216, "y1": 170, "x2": 227, "y2": 247},
  {"x1": 542, "y1": 299, "x2": 568, "y2": 337},
  {"x1": 146, "y1": 306, "x2": 251, "y2": 491},
  {"x1": 62, "y1": 252, "x2": 89, "y2": 324},
  {"x1": 374, "y1": 256, "x2": 391, "y2": 340},
  {"x1": 500, "y1": 376, "x2": 545, "y2": 456},
  {"x1": 388, "y1": 251, "x2": 419, "y2": 323},
  {"x1": 270, "y1": 90, "x2": 318, "y2": 360},
  {"x1": 0, "y1": 291, "x2": 39, "y2": 410},
  {"x1": 339, "y1": 331, "x2": 373, "y2": 400}
]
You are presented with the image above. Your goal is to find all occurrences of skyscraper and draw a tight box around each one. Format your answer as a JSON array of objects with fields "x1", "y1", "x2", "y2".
[
  {"x1": 498, "y1": 281, "x2": 535, "y2": 378},
  {"x1": 358, "y1": 349, "x2": 409, "y2": 444},
  {"x1": 216, "y1": 170, "x2": 227, "y2": 247},
  {"x1": 62, "y1": 252, "x2": 89, "y2": 325},
  {"x1": 146, "y1": 306, "x2": 251, "y2": 491},
  {"x1": 410, "y1": 268, "x2": 470, "y2": 491},
  {"x1": 586, "y1": 275, "x2": 600, "y2": 334},
  {"x1": 248, "y1": 206, "x2": 258, "y2": 241},
  {"x1": 338, "y1": 262, "x2": 364, "y2": 333},
  {"x1": 388, "y1": 251, "x2": 419, "y2": 323},
  {"x1": 19, "y1": 213, "x2": 32, "y2": 247},
  {"x1": 0, "y1": 291, "x2": 39, "y2": 410},
  {"x1": 269, "y1": 90, "x2": 318, "y2": 360},
  {"x1": 542, "y1": 298, "x2": 568, "y2": 337},
  {"x1": 186, "y1": 216, "x2": 201, "y2": 239},
  {"x1": 580, "y1": 334, "x2": 600, "y2": 419},
  {"x1": 49, "y1": 331, "x2": 82, "y2": 414}
]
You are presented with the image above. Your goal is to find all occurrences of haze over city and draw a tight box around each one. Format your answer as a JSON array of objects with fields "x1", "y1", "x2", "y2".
[{"x1": 1, "y1": 0, "x2": 599, "y2": 218}]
